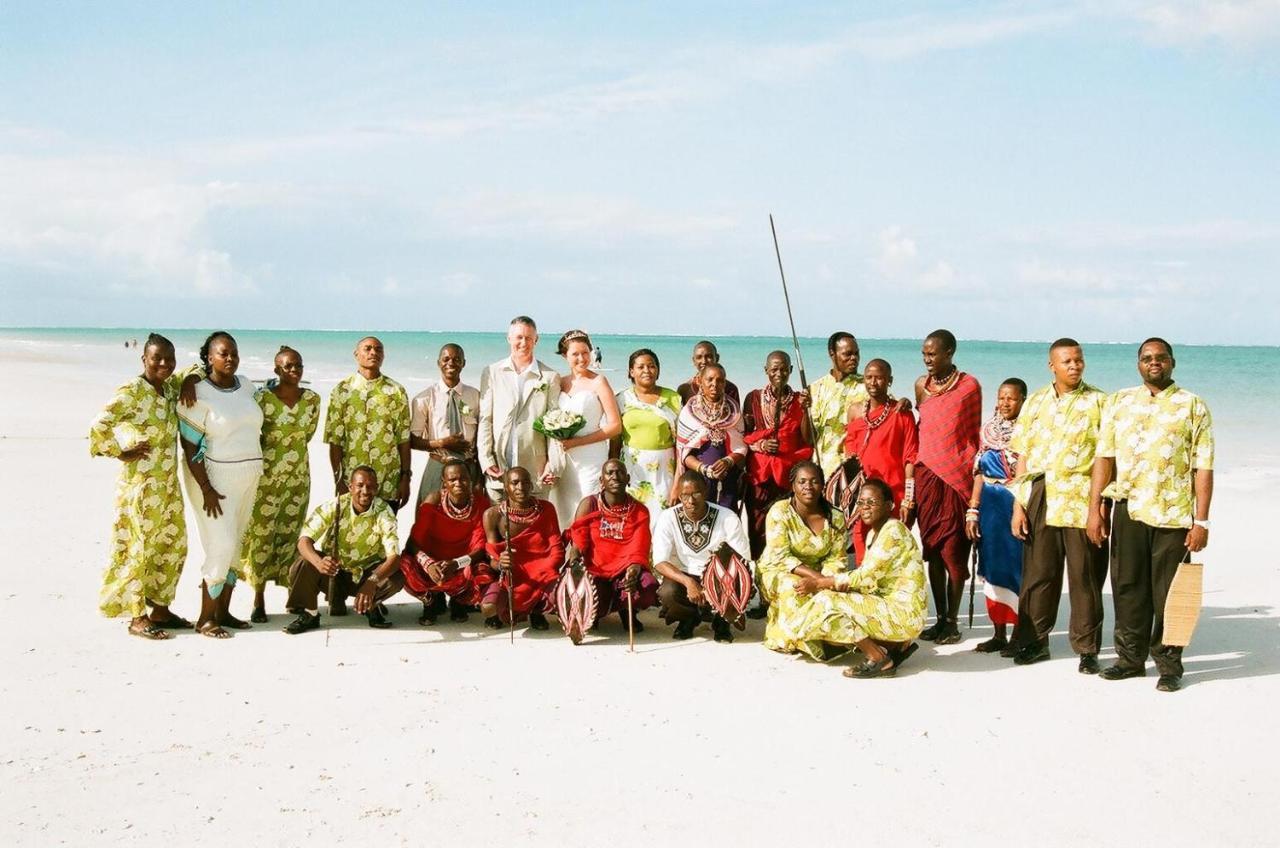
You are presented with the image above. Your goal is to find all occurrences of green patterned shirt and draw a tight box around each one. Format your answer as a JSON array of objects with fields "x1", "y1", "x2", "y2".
[
  {"x1": 300, "y1": 495, "x2": 400, "y2": 577},
  {"x1": 1097, "y1": 385, "x2": 1214, "y2": 529},
  {"x1": 324, "y1": 373, "x2": 411, "y2": 502},
  {"x1": 1009, "y1": 382, "x2": 1106, "y2": 528}
]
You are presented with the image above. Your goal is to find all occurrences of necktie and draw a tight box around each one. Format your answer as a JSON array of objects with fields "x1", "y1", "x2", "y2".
[{"x1": 445, "y1": 389, "x2": 463, "y2": 455}]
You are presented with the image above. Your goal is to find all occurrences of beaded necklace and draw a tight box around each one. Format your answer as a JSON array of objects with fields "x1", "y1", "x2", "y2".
[
  {"x1": 924, "y1": 367, "x2": 961, "y2": 397},
  {"x1": 597, "y1": 494, "x2": 633, "y2": 541},
  {"x1": 440, "y1": 492, "x2": 474, "y2": 521},
  {"x1": 689, "y1": 394, "x2": 737, "y2": 445},
  {"x1": 503, "y1": 500, "x2": 541, "y2": 526},
  {"x1": 759, "y1": 385, "x2": 792, "y2": 431}
]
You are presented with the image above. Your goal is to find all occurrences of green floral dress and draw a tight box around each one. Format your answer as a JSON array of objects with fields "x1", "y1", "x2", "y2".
[
  {"x1": 89, "y1": 375, "x2": 187, "y2": 617},
  {"x1": 762, "y1": 505, "x2": 925, "y2": 659},
  {"x1": 240, "y1": 387, "x2": 321, "y2": 588}
]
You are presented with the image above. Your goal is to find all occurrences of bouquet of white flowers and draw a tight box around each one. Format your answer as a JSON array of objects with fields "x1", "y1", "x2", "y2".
[{"x1": 533, "y1": 408, "x2": 587, "y2": 440}]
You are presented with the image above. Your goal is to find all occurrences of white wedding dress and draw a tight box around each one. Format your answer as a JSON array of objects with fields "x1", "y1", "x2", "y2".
[{"x1": 549, "y1": 388, "x2": 609, "y2": 531}]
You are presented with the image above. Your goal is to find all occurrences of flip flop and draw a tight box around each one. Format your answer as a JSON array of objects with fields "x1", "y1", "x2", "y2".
[{"x1": 129, "y1": 620, "x2": 171, "y2": 640}]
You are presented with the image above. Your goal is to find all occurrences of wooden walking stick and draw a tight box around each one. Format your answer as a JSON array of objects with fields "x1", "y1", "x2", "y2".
[
  {"x1": 626, "y1": 575, "x2": 636, "y2": 653},
  {"x1": 967, "y1": 543, "x2": 978, "y2": 628}
]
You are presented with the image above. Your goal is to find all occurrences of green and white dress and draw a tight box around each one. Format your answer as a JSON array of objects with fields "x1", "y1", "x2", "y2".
[
  {"x1": 240, "y1": 386, "x2": 321, "y2": 589},
  {"x1": 89, "y1": 375, "x2": 187, "y2": 617},
  {"x1": 616, "y1": 386, "x2": 681, "y2": 530}
]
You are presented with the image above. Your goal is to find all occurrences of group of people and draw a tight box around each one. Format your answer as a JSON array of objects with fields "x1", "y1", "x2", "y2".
[{"x1": 90, "y1": 317, "x2": 1215, "y2": 690}]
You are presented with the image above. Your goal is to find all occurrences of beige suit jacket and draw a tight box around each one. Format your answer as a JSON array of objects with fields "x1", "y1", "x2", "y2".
[{"x1": 478, "y1": 357, "x2": 563, "y2": 490}]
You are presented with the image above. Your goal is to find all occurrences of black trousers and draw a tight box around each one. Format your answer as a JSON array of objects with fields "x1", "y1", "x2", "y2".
[
  {"x1": 658, "y1": 573, "x2": 708, "y2": 626},
  {"x1": 1110, "y1": 501, "x2": 1187, "y2": 678},
  {"x1": 1011, "y1": 479, "x2": 1108, "y2": 654}
]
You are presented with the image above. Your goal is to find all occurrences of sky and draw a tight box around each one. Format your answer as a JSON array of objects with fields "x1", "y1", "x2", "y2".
[{"x1": 2, "y1": 1, "x2": 1278, "y2": 343}]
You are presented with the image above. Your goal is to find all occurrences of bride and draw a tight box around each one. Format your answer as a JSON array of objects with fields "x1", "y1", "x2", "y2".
[{"x1": 548, "y1": 330, "x2": 622, "y2": 531}]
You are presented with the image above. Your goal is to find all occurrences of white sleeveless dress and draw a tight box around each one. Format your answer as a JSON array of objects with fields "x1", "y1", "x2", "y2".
[{"x1": 549, "y1": 389, "x2": 609, "y2": 531}]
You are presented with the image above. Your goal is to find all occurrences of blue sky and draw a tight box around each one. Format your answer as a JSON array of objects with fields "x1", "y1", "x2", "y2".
[{"x1": 2, "y1": 1, "x2": 1278, "y2": 343}]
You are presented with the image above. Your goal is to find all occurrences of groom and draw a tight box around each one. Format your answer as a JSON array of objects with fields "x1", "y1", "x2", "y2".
[{"x1": 478, "y1": 315, "x2": 563, "y2": 500}]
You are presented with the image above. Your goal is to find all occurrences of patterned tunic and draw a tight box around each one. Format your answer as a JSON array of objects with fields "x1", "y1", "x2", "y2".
[
  {"x1": 240, "y1": 387, "x2": 321, "y2": 587},
  {"x1": 324, "y1": 373, "x2": 411, "y2": 502},
  {"x1": 809, "y1": 372, "x2": 868, "y2": 478},
  {"x1": 89, "y1": 375, "x2": 187, "y2": 617},
  {"x1": 1097, "y1": 384, "x2": 1214, "y2": 528},
  {"x1": 766, "y1": 515, "x2": 925, "y2": 658},
  {"x1": 299, "y1": 495, "x2": 401, "y2": 577},
  {"x1": 1009, "y1": 382, "x2": 1106, "y2": 528}
]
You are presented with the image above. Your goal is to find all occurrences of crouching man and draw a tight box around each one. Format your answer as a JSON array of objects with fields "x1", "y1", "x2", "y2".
[{"x1": 284, "y1": 465, "x2": 405, "y2": 633}]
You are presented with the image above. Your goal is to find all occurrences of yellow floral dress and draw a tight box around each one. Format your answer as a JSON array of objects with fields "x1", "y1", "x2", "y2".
[
  {"x1": 763, "y1": 506, "x2": 925, "y2": 659},
  {"x1": 324, "y1": 373, "x2": 411, "y2": 503},
  {"x1": 89, "y1": 375, "x2": 187, "y2": 617},
  {"x1": 240, "y1": 387, "x2": 321, "y2": 588},
  {"x1": 758, "y1": 500, "x2": 849, "y2": 660}
]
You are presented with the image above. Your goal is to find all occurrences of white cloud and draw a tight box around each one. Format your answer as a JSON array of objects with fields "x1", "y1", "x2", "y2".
[
  {"x1": 874, "y1": 226, "x2": 962, "y2": 293},
  {"x1": 427, "y1": 191, "x2": 737, "y2": 243},
  {"x1": 1006, "y1": 219, "x2": 1280, "y2": 249},
  {"x1": 1014, "y1": 258, "x2": 1194, "y2": 296},
  {"x1": 0, "y1": 154, "x2": 267, "y2": 297},
  {"x1": 1129, "y1": 0, "x2": 1280, "y2": 50}
]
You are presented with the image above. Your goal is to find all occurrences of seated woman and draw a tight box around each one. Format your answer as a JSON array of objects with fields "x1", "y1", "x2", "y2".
[{"x1": 764, "y1": 473, "x2": 926, "y2": 678}]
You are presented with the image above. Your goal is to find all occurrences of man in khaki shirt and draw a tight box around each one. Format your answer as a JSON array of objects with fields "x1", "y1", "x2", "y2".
[
  {"x1": 410, "y1": 343, "x2": 480, "y2": 505},
  {"x1": 1088, "y1": 338, "x2": 1214, "y2": 693}
]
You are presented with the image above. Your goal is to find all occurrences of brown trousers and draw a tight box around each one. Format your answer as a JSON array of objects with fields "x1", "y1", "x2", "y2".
[
  {"x1": 1109, "y1": 501, "x2": 1187, "y2": 678},
  {"x1": 285, "y1": 556, "x2": 405, "y2": 612},
  {"x1": 1011, "y1": 478, "x2": 1108, "y2": 654}
]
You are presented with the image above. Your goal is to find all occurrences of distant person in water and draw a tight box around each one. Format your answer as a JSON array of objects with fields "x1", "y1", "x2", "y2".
[
  {"x1": 676, "y1": 340, "x2": 740, "y2": 405},
  {"x1": 913, "y1": 329, "x2": 982, "y2": 646}
]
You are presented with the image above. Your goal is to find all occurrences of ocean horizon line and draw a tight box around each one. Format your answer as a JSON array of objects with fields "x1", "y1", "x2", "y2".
[{"x1": 4, "y1": 326, "x2": 1277, "y2": 351}]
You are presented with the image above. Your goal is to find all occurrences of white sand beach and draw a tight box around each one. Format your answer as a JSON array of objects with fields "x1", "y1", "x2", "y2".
[{"x1": 2, "y1": 339, "x2": 1277, "y2": 847}]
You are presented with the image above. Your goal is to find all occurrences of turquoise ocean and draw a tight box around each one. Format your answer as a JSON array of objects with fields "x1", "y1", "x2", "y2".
[{"x1": 6, "y1": 327, "x2": 1277, "y2": 471}]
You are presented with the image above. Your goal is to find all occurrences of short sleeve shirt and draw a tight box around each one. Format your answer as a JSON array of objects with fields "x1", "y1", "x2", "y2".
[
  {"x1": 1008, "y1": 382, "x2": 1106, "y2": 528},
  {"x1": 1097, "y1": 385, "x2": 1214, "y2": 529},
  {"x1": 300, "y1": 495, "x2": 401, "y2": 576},
  {"x1": 324, "y1": 373, "x2": 411, "y2": 502}
]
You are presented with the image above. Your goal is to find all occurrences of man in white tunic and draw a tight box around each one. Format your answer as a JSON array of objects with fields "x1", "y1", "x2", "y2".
[{"x1": 653, "y1": 471, "x2": 752, "y2": 642}]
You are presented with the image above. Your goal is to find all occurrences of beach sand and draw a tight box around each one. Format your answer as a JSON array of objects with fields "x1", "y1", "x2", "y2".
[{"x1": 2, "y1": 341, "x2": 1277, "y2": 847}]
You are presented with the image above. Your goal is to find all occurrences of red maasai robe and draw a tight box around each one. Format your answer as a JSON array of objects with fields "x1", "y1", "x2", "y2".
[
  {"x1": 483, "y1": 500, "x2": 564, "y2": 622},
  {"x1": 742, "y1": 389, "x2": 812, "y2": 558},
  {"x1": 400, "y1": 491, "x2": 493, "y2": 603},
  {"x1": 916, "y1": 373, "x2": 982, "y2": 578},
  {"x1": 845, "y1": 403, "x2": 918, "y2": 562},
  {"x1": 565, "y1": 495, "x2": 659, "y2": 618}
]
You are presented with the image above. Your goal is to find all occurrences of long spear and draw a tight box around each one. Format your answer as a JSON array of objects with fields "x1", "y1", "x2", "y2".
[
  {"x1": 968, "y1": 544, "x2": 978, "y2": 628},
  {"x1": 769, "y1": 214, "x2": 809, "y2": 391},
  {"x1": 504, "y1": 506, "x2": 515, "y2": 644}
]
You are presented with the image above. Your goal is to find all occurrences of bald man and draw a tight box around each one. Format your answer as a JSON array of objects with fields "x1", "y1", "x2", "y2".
[{"x1": 325, "y1": 335, "x2": 412, "y2": 510}]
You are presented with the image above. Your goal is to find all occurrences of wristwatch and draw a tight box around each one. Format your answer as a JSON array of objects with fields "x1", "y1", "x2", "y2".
[{"x1": 1192, "y1": 518, "x2": 1211, "y2": 529}]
